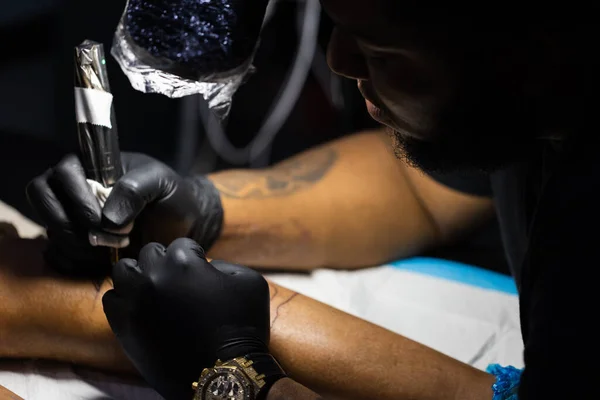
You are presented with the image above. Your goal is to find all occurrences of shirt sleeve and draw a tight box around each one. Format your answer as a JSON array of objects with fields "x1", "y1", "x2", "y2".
[
  {"x1": 426, "y1": 171, "x2": 493, "y2": 198},
  {"x1": 518, "y1": 153, "x2": 598, "y2": 399}
]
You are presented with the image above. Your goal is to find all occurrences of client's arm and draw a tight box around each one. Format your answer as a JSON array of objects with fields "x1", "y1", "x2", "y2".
[
  {"x1": 0, "y1": 237, "x2": 493, "y2": 400},
  {"x1": 0, "y1": 237, "x2": 130, "y2": 372},
  {"x1": 267, "y1": 282, "x2": 493, "y2": 400},
  {"x1": 208, "y1": 130, "x2": 494, "y2": 270},
  {"x1": 27, "y1": 129, "x2": 494, "y2": 275}
]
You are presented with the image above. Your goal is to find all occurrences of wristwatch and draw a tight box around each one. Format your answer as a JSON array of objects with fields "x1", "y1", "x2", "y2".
[{"x1": 192, "y1": 353, "x2": 286, "y2": 400}]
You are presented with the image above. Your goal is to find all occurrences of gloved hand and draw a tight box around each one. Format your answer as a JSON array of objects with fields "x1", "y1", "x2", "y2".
[
  {"x1": 103, "y1": 238, "x2": 271, "y2": 400},
  {"x1": 26, "y1": 153, "x2": 223, "y2": 277}
]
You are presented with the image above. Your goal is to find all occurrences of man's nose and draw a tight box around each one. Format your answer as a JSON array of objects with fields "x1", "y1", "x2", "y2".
[{"x1": 326, "y1": 28, "x2": 369, "y2": 81}]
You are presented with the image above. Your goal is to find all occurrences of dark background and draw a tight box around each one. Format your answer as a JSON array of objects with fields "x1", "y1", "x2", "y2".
[{"x1": 0, "y1": 0, "x2": 508, "y2": 273}]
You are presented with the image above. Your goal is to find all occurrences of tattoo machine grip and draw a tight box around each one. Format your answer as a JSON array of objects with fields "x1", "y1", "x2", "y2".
[{"x1": 74, "y1": 40, "x2": 124, "y2": 263}]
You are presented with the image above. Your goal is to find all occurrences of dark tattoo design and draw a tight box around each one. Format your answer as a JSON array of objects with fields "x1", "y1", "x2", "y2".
[
  {"x1": 214, "y1": 148, "x2": 337, "y2": 199},
  {"x1": 268, "y1": 283, "x2": 299, "y2": 328}
]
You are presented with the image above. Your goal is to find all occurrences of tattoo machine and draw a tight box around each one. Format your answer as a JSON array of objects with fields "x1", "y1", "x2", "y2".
[
  {"x1": 74, "y1": 40, "x2": 124, "y2": 265},
  {"x1": 111, "y1": 0, "x2": 271, "y2": 119}
]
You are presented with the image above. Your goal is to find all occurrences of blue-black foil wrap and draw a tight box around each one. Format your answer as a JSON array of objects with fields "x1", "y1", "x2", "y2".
[{"x1": 111, "y1": 0, "x2": 270, "y2": 119}]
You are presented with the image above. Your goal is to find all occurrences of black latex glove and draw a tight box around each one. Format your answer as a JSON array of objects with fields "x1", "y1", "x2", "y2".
[
  {"x1": 26, "y1": 153, "x2": 223, "y2": 278},
  {"x1": 103, "y1": 238, "x2": 270, "y2": 400}
]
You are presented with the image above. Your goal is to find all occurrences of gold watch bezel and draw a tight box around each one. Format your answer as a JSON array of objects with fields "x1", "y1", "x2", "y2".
[{"x1": 192, "y1": 358, "x2": 264, "y2": 400}]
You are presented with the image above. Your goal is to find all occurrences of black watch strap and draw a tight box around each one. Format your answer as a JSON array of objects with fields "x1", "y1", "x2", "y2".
[{"x1": 244, "y1": 353, "x2": 287, "y2": 400}]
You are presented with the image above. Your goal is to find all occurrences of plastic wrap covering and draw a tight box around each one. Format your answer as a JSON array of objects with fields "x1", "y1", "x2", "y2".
[{"x1": 111, "y1": 0, "x2": 270, "y2": 119}]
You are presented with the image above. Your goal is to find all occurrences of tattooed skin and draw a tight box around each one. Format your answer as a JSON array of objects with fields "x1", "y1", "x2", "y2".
[
  {"x1": 268, "y1": 281, "x2": 299, "y2": 328},
  {"x1": 213, "y1": 148, "x2": 337, "y2": 199}
]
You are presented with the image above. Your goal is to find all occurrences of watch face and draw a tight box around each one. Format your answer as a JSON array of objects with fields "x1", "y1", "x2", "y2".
[{"x1": 203, "y1": 372, "x2": 248, "y2": 400}]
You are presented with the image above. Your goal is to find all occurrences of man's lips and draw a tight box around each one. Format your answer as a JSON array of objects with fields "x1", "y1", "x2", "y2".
[
  {"x1": 357, "y1": 81, "x2": 379, "y2": 108},
  {"x1": 357, "y1": 82, "x2": 389, "y2": 123},
  {"x1": 365, "y1": 99, "x2": 387, "y2": 122}
]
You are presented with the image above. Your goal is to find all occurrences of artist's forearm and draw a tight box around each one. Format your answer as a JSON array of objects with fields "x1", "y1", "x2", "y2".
[
  {"x1": 267, "y1": 282, "x2": 494, "y2": 400},
  {"x1": 266, "y1": 378, "x2": 324, "y2": 400},
  {"x1": 208, "y1": 130, "x2": 441, "y2": 270}
]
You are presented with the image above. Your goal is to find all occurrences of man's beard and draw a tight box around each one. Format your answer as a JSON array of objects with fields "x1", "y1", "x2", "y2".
[
  {"x1": 386, "y1": 86, "x2": 541, "y2": 174},
  {"x1": 387, "y1": 126, "x2": 538, "y2": 175}
]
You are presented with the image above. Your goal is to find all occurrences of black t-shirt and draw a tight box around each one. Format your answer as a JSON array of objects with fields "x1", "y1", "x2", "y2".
[{"x1": 430, "y1": 140, "x2": 598, "y2": 398}]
